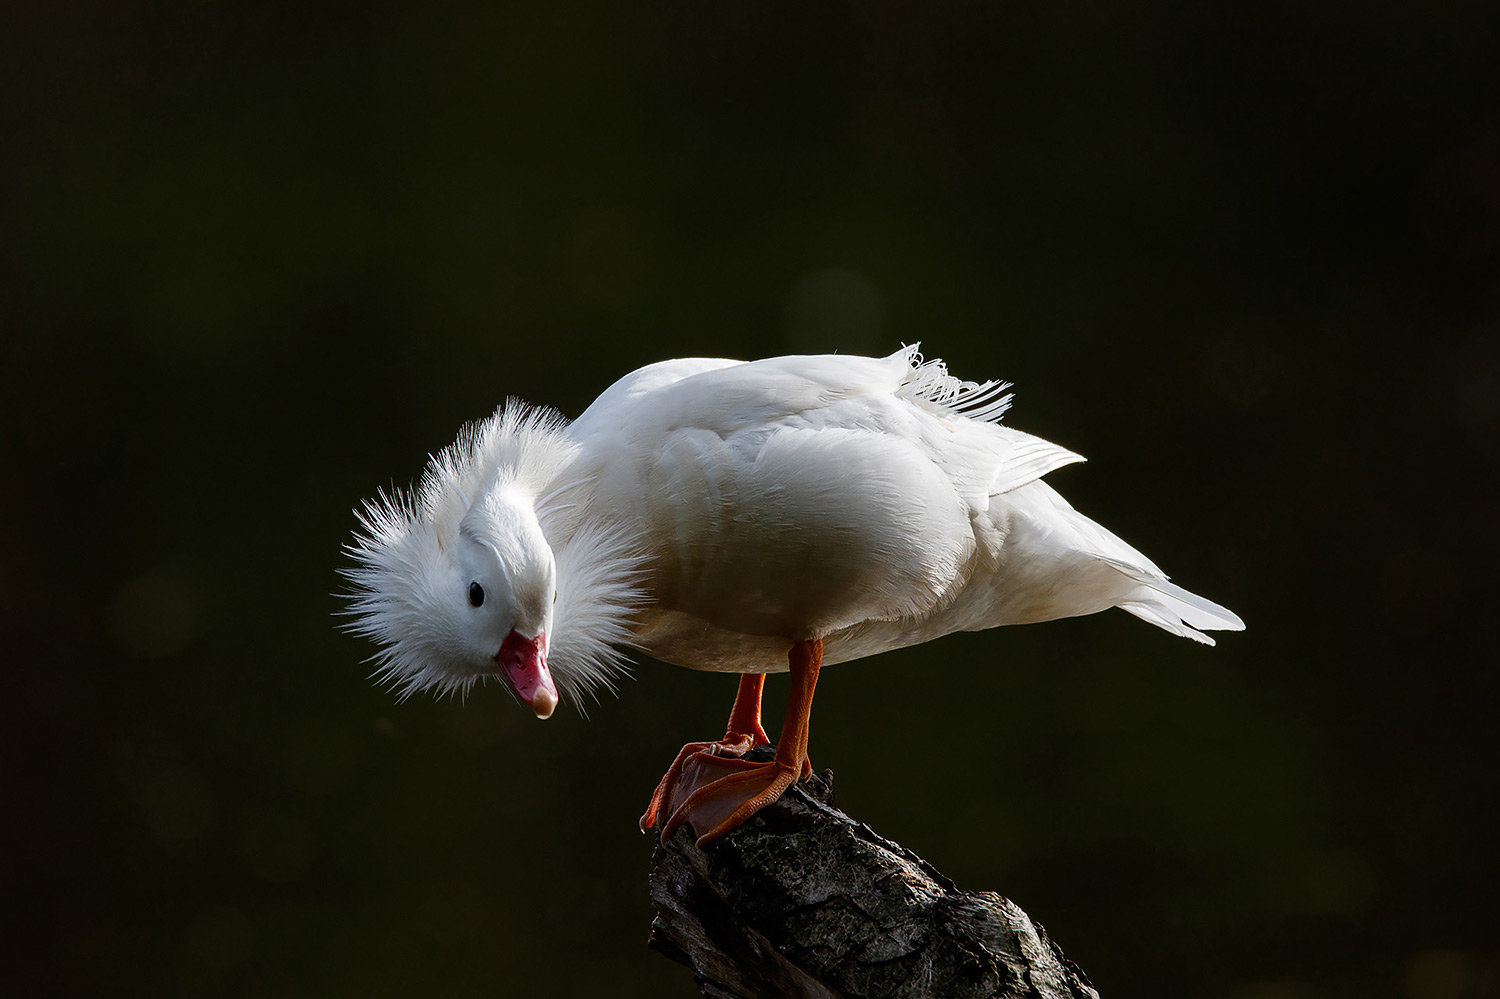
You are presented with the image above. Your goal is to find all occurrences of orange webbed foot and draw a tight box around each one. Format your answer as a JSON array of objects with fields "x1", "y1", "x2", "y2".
[
  {"x1": 639, "y1": 733, "x2": 761, "y2": 833},
  {"x1": 644, "y1": 641, "x2": 822, "y2": 847},
  {"x1": 660, "y1": 752, "x2": 801, "y2": 845}
]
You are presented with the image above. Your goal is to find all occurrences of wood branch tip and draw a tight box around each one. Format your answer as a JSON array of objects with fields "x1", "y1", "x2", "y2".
[{"x1": 647, "y1": 755, "x2": 1099, "y2": 999}]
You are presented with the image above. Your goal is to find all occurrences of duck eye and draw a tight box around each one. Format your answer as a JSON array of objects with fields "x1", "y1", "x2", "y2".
[{"x1": 467, "y1": 582, "x2": 484, "y2": 608}]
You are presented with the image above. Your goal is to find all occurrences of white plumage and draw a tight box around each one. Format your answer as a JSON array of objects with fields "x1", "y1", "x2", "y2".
[{"x1": 345, "y1": 345, "x2": 1243, "y2": 706}]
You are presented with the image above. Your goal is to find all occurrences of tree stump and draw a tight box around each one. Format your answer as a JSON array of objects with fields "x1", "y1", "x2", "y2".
[{"x1": 647, "y1": 752, "x2": 1100, "y2": 999}]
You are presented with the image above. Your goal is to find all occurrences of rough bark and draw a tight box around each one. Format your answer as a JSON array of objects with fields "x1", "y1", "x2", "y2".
[{"x1": 648, "y1": 752, "x2": 1100, "y2": 999}]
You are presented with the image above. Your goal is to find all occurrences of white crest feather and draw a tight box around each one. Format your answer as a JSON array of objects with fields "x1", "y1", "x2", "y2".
[
  {"x1": 341, "y1": 402, "x2": 644, "y2": 704},
  {"x1": 545, "y1": 521, "x2": 648, "y2": 708}
]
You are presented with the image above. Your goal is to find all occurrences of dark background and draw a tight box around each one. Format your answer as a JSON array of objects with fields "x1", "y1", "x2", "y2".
[{"x1": 4, "y1": 2, "x2": 1498, "y2": 996}]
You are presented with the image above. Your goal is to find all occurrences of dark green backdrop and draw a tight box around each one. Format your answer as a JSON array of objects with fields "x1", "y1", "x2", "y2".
[{"x1": 5, "y1": 2, "x2": 1497, "y2": 996}]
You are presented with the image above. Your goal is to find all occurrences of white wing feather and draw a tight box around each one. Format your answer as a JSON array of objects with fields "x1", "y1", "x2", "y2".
[{"x1": 564, "y1": 345, "x2": 1240, "y2": 672}]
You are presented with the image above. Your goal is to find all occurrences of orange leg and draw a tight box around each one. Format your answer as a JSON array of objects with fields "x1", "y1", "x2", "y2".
[
  {"x1": 639, "y1": 673, "x2": 771, "y2": 832},
  {"x1": 652, "y1": 638, "x2": 823, "y2": 846}
]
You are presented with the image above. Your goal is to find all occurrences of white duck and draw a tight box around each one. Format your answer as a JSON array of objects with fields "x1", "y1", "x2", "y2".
[{"x1": 345, "y1": 346, "x2": 1243, "y2": 844}]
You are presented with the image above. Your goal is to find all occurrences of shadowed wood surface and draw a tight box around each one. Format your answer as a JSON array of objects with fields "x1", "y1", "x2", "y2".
[{"x1": 647, "y1": 751, "x2": 1100, "y2": 999}]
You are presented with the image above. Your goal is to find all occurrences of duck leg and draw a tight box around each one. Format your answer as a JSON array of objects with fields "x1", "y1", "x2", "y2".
[
  {"x1": 640, "y1": 672, "x2": 771, "y2": 833},
  {"x1": 656, "y1": 638, "x2": 823, "y2": 846}
]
